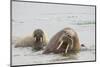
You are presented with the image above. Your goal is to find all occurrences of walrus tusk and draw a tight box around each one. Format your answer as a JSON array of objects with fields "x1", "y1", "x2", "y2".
[
  {"x1": 67, "y1": 37, "x2": 73, "y2": 50},
  {"x1": 56, "y1": 41, "x2": 63, "y2": 50},
  {"x1": 34, "y1": 37, "x2": 36, "y2": 41},
  {"x1": 40, "y1": 37, "x2": 43, "y2": 42},
  {"x1": 70, "y1": 38, "x2": 73, "y2": 49},
  {"x1": 65, "y1": 44, "x2": 69, "y2": 54}
]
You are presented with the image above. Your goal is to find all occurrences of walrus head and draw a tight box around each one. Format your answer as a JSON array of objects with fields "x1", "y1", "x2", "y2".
[
  {"x1": 56, "y1": 31, "x2": 73, "y2": 54},
  {"x1": 33, "y1": 29, "x2": 44, "y2": 43},
  {"x1": 32, "y1": 29, "x2": 45, "y2": 50}
]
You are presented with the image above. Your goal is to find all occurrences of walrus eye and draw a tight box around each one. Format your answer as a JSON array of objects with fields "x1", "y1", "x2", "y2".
[{"x1": 63, "y1": 31, "x2": 67, "y2": 34}]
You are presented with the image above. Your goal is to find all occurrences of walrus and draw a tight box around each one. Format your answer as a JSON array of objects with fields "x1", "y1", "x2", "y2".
[
  {"x1": 15, "y1": 29, "x2": 48, "y2": 51},
  {"x1": 43, "y1": 27, "x2": 80, "y2": 54}
]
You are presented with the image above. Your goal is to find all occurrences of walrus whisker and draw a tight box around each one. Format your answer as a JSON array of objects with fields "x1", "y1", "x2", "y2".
[
  {"x1": 65, "y1": 44, "x2": 69, "y2": 54},
  {"x1": 56, "y1": 41, "x2": 63, "y2": 50}
]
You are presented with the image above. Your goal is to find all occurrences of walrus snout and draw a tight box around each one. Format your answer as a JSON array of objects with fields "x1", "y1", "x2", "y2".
[
  {"x1": 56, "y1": 34, "x2": 74, "y2": 54},
  {"x1": 34, "y1": 36, "x2": 43, "y2": 42}
]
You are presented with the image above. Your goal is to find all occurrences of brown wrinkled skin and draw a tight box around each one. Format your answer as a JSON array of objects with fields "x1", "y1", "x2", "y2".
[{"x1": 43, "y1": 27, "x2": 80, "y2": 54}]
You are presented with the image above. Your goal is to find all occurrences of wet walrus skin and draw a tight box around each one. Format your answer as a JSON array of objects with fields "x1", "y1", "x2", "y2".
[
  {"x1": 15, "y1": 29, "x2": 48, "y2": 51},
  {"x1": 43, "y1": 27, "x2": 80, "y2": 54},
  {"x1": 32, "y1": 29, "x2": 48, "y2": 50}
]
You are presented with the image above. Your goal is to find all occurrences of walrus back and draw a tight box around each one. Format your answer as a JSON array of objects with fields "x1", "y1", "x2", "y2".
[{"x1": 15, "y1": 36, "x2": 34, "y2": 48}]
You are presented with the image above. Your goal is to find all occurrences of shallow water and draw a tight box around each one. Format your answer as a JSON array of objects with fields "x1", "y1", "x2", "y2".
[{"x1": 12, "y1": 45, "x2": 95, "y2": 65}]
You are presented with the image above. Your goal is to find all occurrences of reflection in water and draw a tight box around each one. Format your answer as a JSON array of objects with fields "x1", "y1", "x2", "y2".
[{"x1": 50, "y1": 53, "x2": 78, "y2": 62}]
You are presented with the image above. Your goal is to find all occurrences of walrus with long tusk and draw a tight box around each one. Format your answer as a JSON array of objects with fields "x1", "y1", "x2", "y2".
[
  {"x1": 15, "y1": 29, "x2": 48, "y2": 51},
  {"x1": 43, "y1": 27, "x2": 80, "y2": 54}
]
